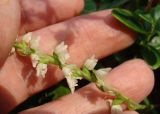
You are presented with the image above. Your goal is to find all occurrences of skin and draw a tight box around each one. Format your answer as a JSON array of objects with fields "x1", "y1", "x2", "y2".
[
  {"x1": 19, "y1": 0, "x2": 84, "y2": 34},
  {"x1": 0, "y1": 0, "x2": 20, "y2": 67},
  {"x1": 0, "y1": 0, "x2": 155, "y2": 114}
]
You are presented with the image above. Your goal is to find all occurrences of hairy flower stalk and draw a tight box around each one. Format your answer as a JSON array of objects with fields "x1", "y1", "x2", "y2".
[{"x1": 12, "y1": 33, "x2": 146, "y2": 112}]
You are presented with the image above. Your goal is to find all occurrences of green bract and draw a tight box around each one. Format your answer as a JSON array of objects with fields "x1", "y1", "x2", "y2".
[{"x1": 13, "y1": 41, "x2": 35, "y2": 56}]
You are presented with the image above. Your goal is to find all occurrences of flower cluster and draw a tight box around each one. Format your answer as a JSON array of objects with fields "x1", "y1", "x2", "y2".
[{"x1": 12, "y1": 33, "x2": 146, "y2": 113}]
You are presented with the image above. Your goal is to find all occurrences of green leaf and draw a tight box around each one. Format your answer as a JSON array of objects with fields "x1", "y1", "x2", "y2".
[
  {"x1": 151, "y1": 5, "x2": 160, "y2": 21},
  {"x1": 114, "y1": 53, "x2": 127, "y2": 63},
  {"x1": 99, "y1": 0, "x2": 130, "y2": 10},
  {"x1": 155, "y1": 18, "x2": 160, "y2": 34},
  {"x1": 140, "y1": 45, "x2": 160, "y2": 69},
  {"x1": 82, "y1": 0, "x2": 97, "y2": 14},
  {"x1": 149, "y1": 36, "x2": 160, "y2": 50},
  {"x1": 48, "y1": 86, "x2": 70, "y2": 100},
  {"x1": 137, "y1": 12, "x2": 153, "y2": 24},
  {"x1": 112, "y1": 8, "x2": 147, "y2": 34}
]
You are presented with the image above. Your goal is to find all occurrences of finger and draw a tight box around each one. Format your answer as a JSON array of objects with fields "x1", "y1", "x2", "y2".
[
  {"x1": 0, "y1": 0, "x2": 20, "y2": 67},
  {"x1": 0, "y1": 10, "x2": 135, "y2": 113},
  {"x1": 19, "y1": 0, "x2": 84, "y2": 34},
  {"x1": 20, "y1": 59, "x2": 154, "y2": 114},
  {"x1": 123, "y1": 111, "x2": 139, "y2": 114}
]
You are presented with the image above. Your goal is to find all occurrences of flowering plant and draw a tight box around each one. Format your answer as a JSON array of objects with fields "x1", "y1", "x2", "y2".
[{"x1": 12, "y1": 33, "x2": 146, "y2": 113}]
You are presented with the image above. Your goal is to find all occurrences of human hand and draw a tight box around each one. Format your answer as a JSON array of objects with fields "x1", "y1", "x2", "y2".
[{"x1": 0, "y1": 0, "x2": 154, "y2": 114}]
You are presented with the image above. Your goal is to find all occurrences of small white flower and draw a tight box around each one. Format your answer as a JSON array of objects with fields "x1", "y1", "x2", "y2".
[
  {"x1": 22, "y1": 32, "x2": 32, "y2": 43},
  {"x1": 111, "y1": 105, "x2": 123, "y2": 114},
  {"x1": 22, "y1": 32, "x2": 40, "y2": 50},
  {"x1": 36, "y1": 63, "x2": 47, "y2": 78},
  {"x1": 84, "y1": 55, "x2": 98, "y2": 70},
  {"x1": 66, "y1": 76, "x2": 79, "y2": 94},
  {"x1": 55, "y1": 42, "x2": 70, "y2": 64},
  {"x1": 10, "y1": 47, "x2": 15, "y2": 55},
  {"x1": 95, "y1": 68, "x2": 111, "y2": 78},
  {"x1": 30, "y1": 36, "x2": 40, "y2": 49},
  {"x1": 62, "y1": 64, "x2": 75, "y2": 77},
  {"x1": 62, "y1": 64, "x2": 82, "y2": 93},
  {"x1": 31, "y1": 53, "x2": 39, "y2": 68}
]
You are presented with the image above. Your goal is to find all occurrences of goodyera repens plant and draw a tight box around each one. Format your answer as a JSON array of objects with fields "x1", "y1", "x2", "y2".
[{"x1": 11, "y1": 33, "x2": 146, "y2": 113}]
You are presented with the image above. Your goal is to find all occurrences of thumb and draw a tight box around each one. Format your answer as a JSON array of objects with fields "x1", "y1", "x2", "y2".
[{"x1": 0, "y1": 0, "x2": 20, "y2": 67}]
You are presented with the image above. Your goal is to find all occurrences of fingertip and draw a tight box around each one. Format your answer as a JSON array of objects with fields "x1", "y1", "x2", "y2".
[
  {"x1": 106, "y1": 59, "x2": 155, "y2": 102},
  {"x1": 123, "y1": 111, "x2": 139, "y2": 114},
  {"x1": 75, "y1": 0, "x2": 84, "y2": 15}
]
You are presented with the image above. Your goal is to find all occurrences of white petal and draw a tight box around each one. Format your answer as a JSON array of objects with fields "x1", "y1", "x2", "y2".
[
  {"x1": 111, "y1": 105, "x2": 123, "y2": 114},
  {"x1": 66, "y1": 76, "x2": 78, "y2": 93},
  {"x1": 31, "y1": 53, "x2": 39, "y2": 68},
  {"x1": 30, "y1": 36, "x2": 40, "y2": 49},
  {"x1": 55, "y1": 42, "x2": 70, "y2": 64},
  {"x1": 22, "y1": 32, "x2": 32, "y2": 43},
  {"x1": 36, "y1": 63, "x2": 47, "y2": 78},
  {"x1": 10, "y1": 47, "x2": 15, "y2": 55},
  {"x1": 84, "y1": 55, "x2": 98, "y2": 70},
  {"x1": 62, "y1": 64, "x2": 74, "y2": 77},
  {"x1": 62, "y1": 64, "x2": 82, "y2": 93},
  {"x1": 95, "y1": 68, "x2": 111, "y2": 78}
]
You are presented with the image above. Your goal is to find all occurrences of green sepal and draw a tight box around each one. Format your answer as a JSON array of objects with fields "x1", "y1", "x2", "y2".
[
  {"x1": 95, "y1": 78, "x2": 107, "y2": 92},
  {"x1": 14, "y1": 41, "x2": 34, "y2": 56},
  {"x1": 52, "y1": 54, "x2": 63, "y2": 68},
  {"x1": 113, "y1": 93, "x2": 146, "y2": 110},
  {"x1": 71, "y1": 67, "x2": 82, "y2": 78},
  {"x1": 39, "y1": 54, "x2": 58, "y2": 65},
  {"x1": 112, "y1": 98, "x2": 125, "y2": 105},
  {"x1": 127, "y1": 99, "x2": 146, "y2": 110},
  {"x1": 82, "y1": 66, "x2": 97, "y2": 82}
]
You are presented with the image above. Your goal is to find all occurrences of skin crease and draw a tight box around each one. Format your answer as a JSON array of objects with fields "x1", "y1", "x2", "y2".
[
  {"x1": 0, "y1": 0, "x2": 155, "y2": 114},
  {"x1": 0, "y1": 0, "x2": 20, "y2": 67},
  {"x1": 19, "y1": 0, "x2": 84, "y2": 34}
]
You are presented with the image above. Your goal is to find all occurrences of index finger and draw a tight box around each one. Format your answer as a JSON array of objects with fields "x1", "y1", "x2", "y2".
[
  {"x1": 19, "y1": 0, "x2": 84, "y2": 34},
  {"x1": 0, "y1": 10, "x2": 135, "y2": 113}
]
